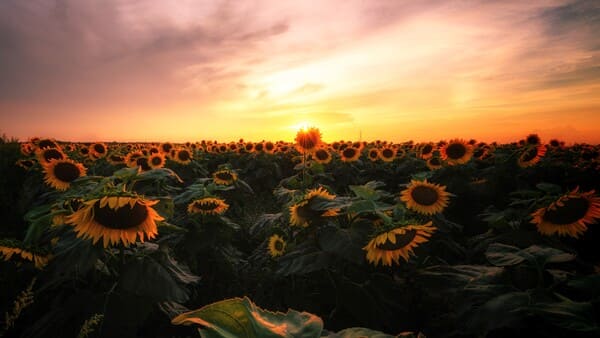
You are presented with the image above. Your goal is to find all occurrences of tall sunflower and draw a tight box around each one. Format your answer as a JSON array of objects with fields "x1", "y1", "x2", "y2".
[
  {"x1": 295, "y1": 127, "x2": 322, "y2": 154},
  {"x1": 363, "y1": 222, "x2": 436, "y2": 266},
  {"x1": 440, "y1": 139, "x2": 473, "y2": 165},
  {"x1": 43, "y1": 159, "x2": 86, "y2": 191},
  {"x1": 187, "y1": 197, "x2": 229, "y2": 216},
  {"x1": 289, "y1": 187, "x2": 339, "y2": 227},
  {"x1": 268, "y1": 234, "x2": 286, "y2": 257},
  {"x1": 531, "y1": 188, "x2": 600, "y2": 238},
  {"x1": 400, "y1": 180, "x2": 450, "y2": 215},
  {"x1": 213, "y1": 169, "x2": 238, "y2": 185},
  {"x1": 66, "y1": 196, "x2": 163, "y2": 248}
]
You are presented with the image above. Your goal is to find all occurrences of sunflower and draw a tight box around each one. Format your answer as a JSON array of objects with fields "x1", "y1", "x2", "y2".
[
  {"x1": 135, "y1": 156, "x2": 152, "y2": 171},
  {"x1": 440, "y1": 139, "x2": 473, "y2": 165},
  {"x1": 37, "y1": 147, "x2": 65, "y2": 164},
  {"x1": 36, "y1": 138, "x2": 59, "y2": 149},
  {"x1": 367, "y1": 148, "x2": 380, "y2": 161},
  {"x1": 400, "y1": 180, "x2": 450, "y2": 215},
  {"x1": 531, "y1": 188, "x2": 600, "y2": 238},
  {"x1": 518, "y1": 145, "x2": 547, "y2": 168},
  {"x1": 125, "y1": 151, "x2": 145, "y2": 168},
  {"x1": 295, "y1": 127, "x2": 322, "y2": 153},
  {"x1": 89, "y1": 143, "x2": 107, "y2": 159},
  {"x1": 426, "y1": 157, "x2": 443, "y2": 170},
  {"x1": 66, "y1": 196, "x2": 163, "y2": 248},
  {"x1": 187, "y1": 197, "x2": 229, "y2": 216},
  {"x1": 107, "y1": 154, "x2": 126, "y2": 165},
  {"x1": 16, "y1": 159, "x2": 36, "y2": 170},
  {"x1": 264, "y1": 141, "x2": 276, "y2": 154},
  {"x1": 289, "y1": 187, "x2": 339, "y2": 227},
  {"x1": 173, "y1": 148, "x2": 193, "y2": 164},
  {"x1": 363, "y1": 222, "x2": 436, "y2": 266},
  {"x1": 379, "y1": 146, "x2": 396, "y2": 162},
  {"x1": 268, "y1": 234, "x2": 286, "y2": 257},
  {"x1": 20, "y1": 142, "x2": 35, "y2": 156},
  {"x1": 417, "y1": 143, "x2": 435, "y2": 160},
  {"x1": 148, "y1": 153, "x2": 166, "y2": 169},
  {"x1": 0, "y1": 240, "x2": 51, "y2": 269},
  {"x1": 313, "y1": 148, "x2": 332, "y2": 164},
  {"x1": 525, "y1": 133, "x2": 541, "y2": 145},
  {"x1": 160, "y1": 142, "x2": 174, "y2": 154},
  {"x1": 43, "y1": 159, "x2": 86, "y2": 191},
  {"x1": 213, "y1": 169, "x2": 238, "y2": 185},
  {"x1": 340, "y1": 147, "x2": 361, "y2": 162}
]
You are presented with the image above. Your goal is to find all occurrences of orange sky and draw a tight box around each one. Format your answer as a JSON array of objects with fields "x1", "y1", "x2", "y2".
[{"x1": 1, "y1": 0, "x2": 599, "y2": 144}]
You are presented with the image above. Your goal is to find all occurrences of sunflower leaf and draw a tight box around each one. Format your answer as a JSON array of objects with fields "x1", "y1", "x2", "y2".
[{"x1": 171, "y1": 296, "x2": 324, "y2": 338}]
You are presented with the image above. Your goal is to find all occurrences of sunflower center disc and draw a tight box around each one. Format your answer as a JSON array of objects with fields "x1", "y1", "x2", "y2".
[
  {"x1": 342, "y1": 148, "x2": 356, "y2": 158},
  {"x1": 93, "y1": 144, "x2": 105, "y2": 153},
  {"x1": 422, "y1": 145, "x2": 433, "y2": 154},
  {"x1": 274, "y1": 240, "x2": 284, "y2": 251},
  {"x1": 377, "y1": 230, "x2": 418, "y2": 250},
  {"x1": 429, "y1": 158, "x2": 441, "y2": 166},
  {"x1": 382, "y1": 149, "x2": 394, "y2": 158},
  {"x1": 543, "y1": 197, "x2": 590, "y2": 225},
  {"x1": 197, "y1": 202, "x2": 219, "y2": 211},
  {"x1": 410, "y1": 186, "x2": 439, "y2": 206},
  {"x1": 178, "y1": 151, "x2": 190, "y2": 161},
  {"x1": 316, "y1": 149, "x2": 329, "y2": 160},
  {"x1": 54, "y1": 162, "x2": 80, "y2": 182},
  {"x1": 446, "y1": 143, "x2": 466, "y2": 159},
  {"x1": 93, "y1": 201, "x2": 149, "y2": 229},
  {"x1": 151, "y1": 157, "x2": 162, "y2": 166},
  {"x1": 216, "y1": 172, "x2": 233, "y2": 181},
  {"x1": 136, "y1": 157, "x2": 151, "y2": 171}
]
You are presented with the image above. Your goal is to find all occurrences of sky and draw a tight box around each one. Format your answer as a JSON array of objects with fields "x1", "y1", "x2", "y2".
[{"x1": 1, "y1": 0, "x2": 599, "y2": 143}]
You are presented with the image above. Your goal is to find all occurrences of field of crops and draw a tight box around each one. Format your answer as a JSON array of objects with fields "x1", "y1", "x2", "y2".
[{"x1": 1, "y1": 130, "x2": 599, "y2": 338}]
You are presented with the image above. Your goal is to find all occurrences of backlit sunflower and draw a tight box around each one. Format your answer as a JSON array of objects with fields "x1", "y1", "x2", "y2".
[
  {"x1": 417, "y1": 143, "x2": 435, "y2": 160},
  {"x1": 125, "y1": 151, "x2": 145, "y2": 168},
  {"x1": 289, "y1": 187, "x2": 339, "y2": 227},
  {"x1": 518, "y1": 145, "x2": 547, "y2": 168},
  {"x1": 213, "y1": 169, "x2": 238, "y2": 185},
  {"x1": 148, "y1": 153, "x2": 166, "y2": 169},
  {"x1": 363, "y1": 222, "x2": 436, "y2": 266},
  {"x1": 268, "y1": 234, "x2": 286, "y2": 257},
  {"x1": 160, "y1": 142, "x2": 174, "y2": 155},
  {"x1": 187, "y1": 197, "x2": 229, "y2": 216},
  {"x1": 440, "y1": 139, "x2": 473, "y2": 165},
  {"x1": 531, "y1": 188, "x2": 600, "y2": 238},
  {"x1": 340, "y1": 147, "x2": 360, "y2": 162},
  {"x1": 66, "y1": 196, "x2": 163, "y2": 248},
  {"x1": 295, "y1": 127, "x2": 322, "y2": 153},
  {"x1": 107, "y1": 154, "x2": 126, "y2": 165},
  {"x1": 313, "y1": 148, "x2": 332, "y2": 164},
  {"x1": 264, "y1": 141, "x2": 276, "y2": 154},
  {"x1": 400, "y1": 180, "x2": 450, "y2": 215},
  {"x1": 379, "y1": 147, "x2": 396, "y2": 162},
  {"x1": 89, "y1": 143, "x2": 107, "y2": 159},
  {"x1": 367, "y1": 148, "x2": 380, "y2": 162},
  {"x1": 426, "y1": 157, "x2": 443, "y2": 170},
  {"x1": 43, "y1": 159, "x2": 86, "y2": 191},
  {"x1": 20, "y1": 142, "x2": 35, "y2": 156},
  {"x1": 37, "y1": 147, "x2": 65, "y2": 164},
  {"x1": 525, "y1": 133, "x2": 541, "y2": 145},
  {"x1": 173, "y1": 148, "x2": 193, "y2": 164}
]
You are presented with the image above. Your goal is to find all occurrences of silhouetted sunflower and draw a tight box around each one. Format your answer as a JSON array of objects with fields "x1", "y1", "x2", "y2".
[
  {"x1": 268, "y1": 234, "x2": 286, "y2": 257},
  {"x1": 400, "y1": 180, "x2": 450, "y2": 215},
  {"x1": 363, "y1": 222, "x2": 436, "y2": 266},
  {"x1": 187, "y1": 197, "x2": 229, "y2": 216},
  {"x1": 426, "y1": 157, "x2": 443, "y2": 170},
  {"x1": 518, "y1": 145, "x2": 546, "y2": 168},
  {"x1": 264, "y1": 141, "x2": 276, "y2": 154},
  {"x1": 213, "y1": 169, "x2": 238, "y2": 185},
  {"x1": 531, "y1": 188, "x2": 600, "y2": 238},
  {"x1": 43, "y1": 159, "x2": 86, "y2": 191},
  {"x1": 66, "y1": 196, "x2": 163, "y2": 248},
  {"x1": 295, "y1": 127, "x2": 322, "y2": 153},
  {"x1": 440, "y1": 139, "x2": 473, "y2": 165}
]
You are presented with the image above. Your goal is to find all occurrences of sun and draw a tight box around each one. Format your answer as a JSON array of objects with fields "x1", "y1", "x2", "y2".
[{"x1": 290, "y1": 121, "x2": 313, "y2": 132}]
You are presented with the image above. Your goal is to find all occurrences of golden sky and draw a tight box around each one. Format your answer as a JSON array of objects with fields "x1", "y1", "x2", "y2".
[{"x1": 1, "y1": 0, "x2": 599, "y2": 143}]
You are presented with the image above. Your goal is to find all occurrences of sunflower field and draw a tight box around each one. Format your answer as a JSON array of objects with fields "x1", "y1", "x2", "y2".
[{"x1": 1, "y1": 131, "x2": 599, "y2": 338}]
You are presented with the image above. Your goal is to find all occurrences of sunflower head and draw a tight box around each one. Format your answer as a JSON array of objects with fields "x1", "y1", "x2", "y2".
[
  {"x1": 37, "y1": 147, "x2": 65, "y2": 164},
  {"x1": 66, "y1": 196, "x2": 163, "y2": 247},
  {"x1": 340, "y1": 147, "x2": 360, "y2": 162},
  {"x1": 89, "y1": 143, "x2": 107, "y2": 159},
  {"x1": 173, "y1": 148, "x2": 193, "y2": 164},
  {"x1": 160, "y1": 142, "x2": 174, "y2": 154},
  {"x1": 187, "y1": 197, "x2": 229, "y2": 216},
  {"x1": 295, "y1": 127, "x2": 322, "y2": 153},
  {"x1": 418, "y1": 143, "x2": 435, "y2": 159},
  {"x1": 400, "y1": 180, "x2": 450, "y2": 215},
  {"x1": 313, "y1": 148, "x2": 332, "y2": 164},
  {"x1": 43, "y1": 159, "x2": 86, "y2": 191},
  {"x1": 213, "y1": 169, "x2": 238, "y2": 185},
  {"x1": 363, "y1": 222, "x2": 436, "y2": 266},
  {"x1": 289, "y1": 187, "x2": 339, "y2": 227},
  {"x1": 148, "y1": 153, "x2": 166, "y2": 169},
  {"x1": 379, "y1": 147, "x2": 396, "y2": 162},
  {"x1": 268, "y1": 234, "x2": 286, "y2": 257},
  {"x1": 531, "y1": 188, "x2": 600, "y2": 238},
  {"x1": 367, "y1": 148, "x2": 380, "y2": 161},
  {"x1": 16, "y1": 159, "x2": 36, "y2": 170},
  {"x1": 264, "y1": 141, "x2": 276, "y2": 154},
  {"x1": 426, "y1": 157, "x2": 443, "y2": 170},
  {"x1": 525, "y1": 133, "x2": 541, "y2": 145},
  {"x1": 518, "y1": 145, "x2": 547, "y2": 168},
  {"x1": 440, "y1": 139, "x2": 473, "y2": 165}
]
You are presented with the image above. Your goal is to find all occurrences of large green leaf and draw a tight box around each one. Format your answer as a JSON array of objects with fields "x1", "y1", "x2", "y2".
[
  {"x1": 171, "y1": 297, "x2": 324, "y2": 338},
  {"x1": 486, "y1": 244, "x2": 574, "y2": 267},
  {"x1": 529, "y1": 295, "x2": 599, "y2": 332}
]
